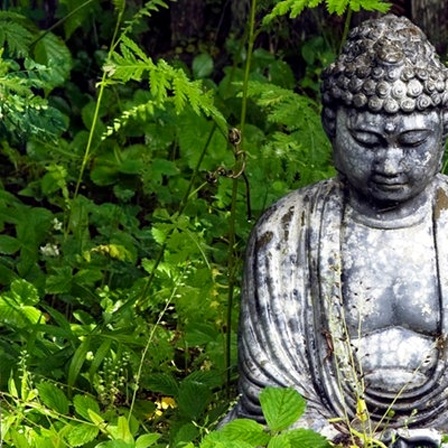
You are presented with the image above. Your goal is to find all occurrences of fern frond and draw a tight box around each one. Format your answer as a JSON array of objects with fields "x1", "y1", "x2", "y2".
[
  {"x1": 247, "y1": 80, "x2": 332, "y2": 184},
  {"x1": 263, "y1": 0, "x2": 316, "y2": 24},
  {"x1": 345, "y1": 0, "x2": 390, "y2": 13},
  {"x1": 102, "y1": 101, "x2": 156, "y2": 139},
  {"x1": 0, "y1": 13, "x2": 34, "y2": 57},
  {"x1": 264, "y1": 0, "x2": 389, "y2": 22},
  {"x1": 112, "y1": 0, "x2": 125, "y2": 14}
]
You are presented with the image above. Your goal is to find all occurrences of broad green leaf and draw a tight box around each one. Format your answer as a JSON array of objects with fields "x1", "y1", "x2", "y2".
[
  {"x1": 87, "y1": 409, "x2": 105, "y2": 427},
  {"x1": 135, "y1": 433, "x2": 161, "y2": 448},
  {"x1": 10, "y1": 279, "x2": 39, "y2": 305},
  {"x1": 177, "y1": 380, "x2": 211, "y2": 420},
  {"x1": 33, "y1": 32, "x2": 72, "y2": 88},
  {"x1": 200, "y1": 431, "x2": 254, "y2": 448},
  {"x1": 37, "y1": 382, "x2": 69, "y2": 414},
  {"x1": 259, "y1": 387, "x2": 306, "y2": 431},
  {"x1": 268, "y1": 434, "x2": 291, "y2": 448},
  {"x1": 95, "y1": 441, "x2": 133, "y2": 448},
  {"x1": 73, "y1": 394, "x2": 101, "y2": 420},
  {"x1": 286, "y1": 428, "x2": 331, "y2": 447},
  {"x1": 67, "y1": 423, "x2": 100, "y2": 447},
  {"x1": 145, "y1": 372, "x2": 179, "y2": 396},
  {"x1": 0, "y1": 297, "x2": 43, "y2": 327},
  {"x1": 107, "y1": 416, "x2": 133, "y2": 443},
  {"x1": 0, "y1": 235, "x2": 20, "y2": 254},
  {"x1": 192, "y1": 53, "x2": 214, "y2": 79},
  {"x1": 9, "y1": 428, "x2": 30, "y2": 448},
  {"x1": 219, "y1": 418, "x2": 270, "y2": 445}
]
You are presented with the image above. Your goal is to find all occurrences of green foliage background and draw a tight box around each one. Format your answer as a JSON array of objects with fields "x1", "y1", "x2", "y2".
[{"x1": 0, "y1": 0, "x2": 391, "y2": 447}]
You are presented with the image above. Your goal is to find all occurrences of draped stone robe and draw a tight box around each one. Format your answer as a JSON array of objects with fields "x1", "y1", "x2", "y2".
[{"x1": 229, "y1": 174, "x2": 448, "y2": 438}]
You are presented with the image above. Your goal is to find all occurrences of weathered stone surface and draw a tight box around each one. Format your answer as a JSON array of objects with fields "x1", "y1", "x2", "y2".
[{"x1": 225, "y1": 15, "x2": 448, "y2": 448}]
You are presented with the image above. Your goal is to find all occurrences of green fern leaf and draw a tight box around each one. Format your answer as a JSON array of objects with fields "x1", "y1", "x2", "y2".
[
  {"x1": 0, "y1": 12, "x2": 34, "y2": 57},
  {"x1": 112, "y1": 0, "x2": 126, "y2": 14},
  {"x1": 348, "y1": 0, "x2": 390, "y2": 13},
  {"x1": 1, "y1": 20, "x2": 33, "y2": 57}
]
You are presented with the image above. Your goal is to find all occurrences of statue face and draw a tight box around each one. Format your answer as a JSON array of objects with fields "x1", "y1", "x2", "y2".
[{"x1": 333, "y1": 108, "x2": 444, "y2": 207}]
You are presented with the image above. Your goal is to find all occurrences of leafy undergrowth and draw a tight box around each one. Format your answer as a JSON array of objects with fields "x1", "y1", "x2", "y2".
[{"x1": 0, "y1": 0, "x2": 391, "y2": 446}]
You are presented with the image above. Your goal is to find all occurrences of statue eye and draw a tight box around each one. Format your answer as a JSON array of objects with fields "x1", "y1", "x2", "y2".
[
  {"x1": 398, "y1": 130, "x2": 431, "y2": 147},
  {"x1": 350, "y1": 131, "x2": 382, "y2": 148}
]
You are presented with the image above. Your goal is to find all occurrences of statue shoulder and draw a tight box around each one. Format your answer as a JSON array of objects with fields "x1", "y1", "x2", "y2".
[
  {"x1": 255, "y1": 178, "x2": 339, "y2": 229},
  {"x1": 249, "y1": 178, "x2": 340, "y2": 247}
]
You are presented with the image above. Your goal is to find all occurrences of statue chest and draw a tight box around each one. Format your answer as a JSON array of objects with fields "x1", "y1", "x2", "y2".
[
  {"x1": 341, "y1": 214, "x2": 440, "y2": 336},
  {"x1": 339, "y1": 214, "x2": 441, "y2": 392}
]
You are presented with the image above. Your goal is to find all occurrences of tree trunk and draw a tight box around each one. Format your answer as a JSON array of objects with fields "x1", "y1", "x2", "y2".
[
  {"x1": 410, "y1": 0, "x2": 448, "y2": 54},
  {"x1": 170, "y1": 0, "x2": 205, "y2": 45}
]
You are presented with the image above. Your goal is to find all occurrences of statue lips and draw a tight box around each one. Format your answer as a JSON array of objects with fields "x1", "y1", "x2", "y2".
[{"x1": 370, "y1": 174, "x2": 407, "y2": 191}]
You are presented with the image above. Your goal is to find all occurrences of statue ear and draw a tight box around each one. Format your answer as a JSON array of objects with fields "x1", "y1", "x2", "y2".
[{"x1": 442, "y1": 110, "x2": 448, "y2": 141}]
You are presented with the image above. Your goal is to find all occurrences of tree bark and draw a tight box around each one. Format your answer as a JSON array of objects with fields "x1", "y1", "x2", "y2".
[
  {"x1": 170, "y1": 0, "x2": 205, "y2": 45},
  {"x1": 410, "y1": 0, "x2": 448, "y2": 54}
]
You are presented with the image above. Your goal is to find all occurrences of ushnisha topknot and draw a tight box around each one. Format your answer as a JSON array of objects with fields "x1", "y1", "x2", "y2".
[{"x1": 321, "y1": 14, "x2": 448, "y2": 138}]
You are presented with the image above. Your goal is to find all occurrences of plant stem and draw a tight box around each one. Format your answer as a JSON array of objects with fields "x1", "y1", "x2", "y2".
[
  {"x1": 225, "y1": 0, "x2": 258, "y2": 394},
  {"x1": 339, "y1": 8, "x2": 353, "y2": 54},
  {"x1": 73, "y1": 5, "x2": 124, "y2": 200},
  {"x1": 30, "y1": 0, "x2": 97, "y2": 47}
]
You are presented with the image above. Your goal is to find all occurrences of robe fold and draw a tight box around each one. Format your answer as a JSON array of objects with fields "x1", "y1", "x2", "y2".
[{"x1": 229, "y1": 174, "x2": 448, "y2": 437}]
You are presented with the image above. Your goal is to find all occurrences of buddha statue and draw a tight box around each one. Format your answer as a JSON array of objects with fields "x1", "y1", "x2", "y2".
[{"x1": 226, "y1": 14, "x2": 448, "y2": 448}]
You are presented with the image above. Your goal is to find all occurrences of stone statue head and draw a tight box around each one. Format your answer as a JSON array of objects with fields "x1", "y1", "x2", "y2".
[{"x1": 321, "y1": 14, "x2": 448, "y2": 140}]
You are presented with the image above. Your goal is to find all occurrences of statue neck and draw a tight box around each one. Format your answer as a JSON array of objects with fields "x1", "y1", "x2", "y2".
[{"x1": 344, "y1": 179, "x2": 435, "y2": 228}]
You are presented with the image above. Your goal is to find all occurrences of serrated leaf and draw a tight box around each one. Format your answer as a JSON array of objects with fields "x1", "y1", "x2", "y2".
[
  {"x1": 219, "y1": 419, "x2": 270, "y2": 445},
  {"x1": 177, "y1": 380, "x2": 211, "y2": 420},
  {"x1": 260, "y1": 387, "x2": 306, "y2": 431},
  {"x1": 268, "y1": 434, "x2": 291, "y2": 448},
  {"x1": 0, "y1": 17, "x2": 33, "y2": 57},
  {"x1": 286, "y1": 428, "x2": 331, "y2": 447},
  {"x1": 73, "y1": 394, "x2": 101, "y2": 420},
  {"x1": 326, "y1": 0, "x2": 349, "y2": 14},
  {"x1": 67, "y1": 423, "x2": 100, "y2": 447},
  {"x1": 37, "y1": 382, "x2": 69, "y2": 414},
  {"x1": 146, "y1": 373, "x2": 179, "y2": 395}
]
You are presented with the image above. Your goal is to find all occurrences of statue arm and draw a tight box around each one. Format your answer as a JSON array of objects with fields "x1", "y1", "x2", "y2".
[{"x1": 230, "y1": 187, "x2": 341, "y2": 438}]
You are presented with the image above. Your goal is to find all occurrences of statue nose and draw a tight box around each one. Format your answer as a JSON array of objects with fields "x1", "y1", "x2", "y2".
[{"x1": 374, "y1": 146, "x2": 404, "y2": 176}]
